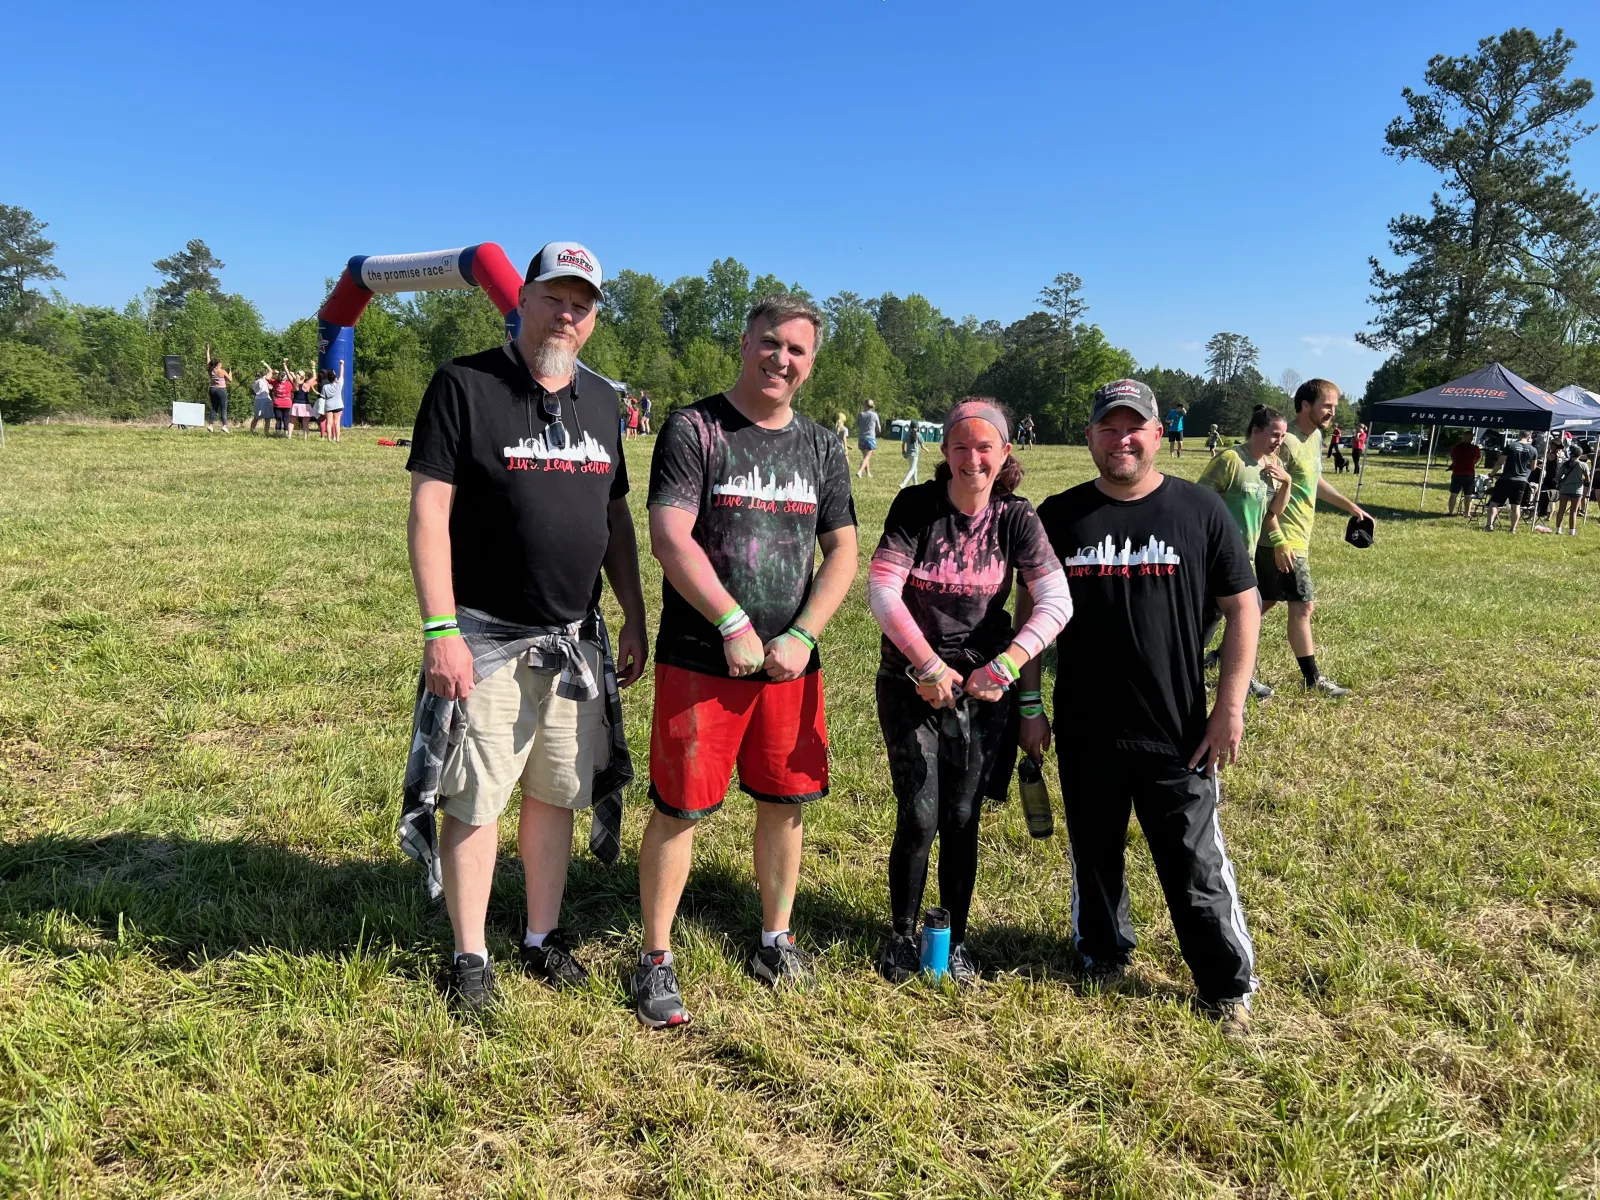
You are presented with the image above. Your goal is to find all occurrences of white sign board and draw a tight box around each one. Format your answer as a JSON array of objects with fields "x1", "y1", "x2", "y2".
[
  {"x1": 171, "y1": 402, "x2": 207, "y2": 427},
  {"x1": 359, "y1": 248, "x2": 470, "y2": 293}
]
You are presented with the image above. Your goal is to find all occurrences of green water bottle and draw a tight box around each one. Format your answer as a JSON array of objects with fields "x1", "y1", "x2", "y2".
[{"x1": 1017, "y1": 756, "x2": 1053, "y2": 839}]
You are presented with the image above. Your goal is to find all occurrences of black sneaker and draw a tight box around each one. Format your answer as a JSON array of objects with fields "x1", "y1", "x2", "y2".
[
  {"x1": 749, "y1": 933, "x2": 816, "y2": 989},
  {"x1": 877, "y1": 932, "x2": 920, "y2": 984},
  {"x1": 444, "y1": 952, "x2": 498, "y2": 1015},
  {"x1": 947, "y1": 942, "x2": 980, "y2": 988},
  {"x1": 516, "y1": 927, "x2": 588, "y2": 989},
  {"x1": 632, "y1": 951, "x2": 690, "y2": 1029},
  {"x1": 1081, "y1": 959, "x2": 1128, "y2": 992}
]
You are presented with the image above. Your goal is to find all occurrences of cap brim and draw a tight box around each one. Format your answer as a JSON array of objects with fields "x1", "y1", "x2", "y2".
[
  {"x1": 1091, "y1": 400, "x2": 1158, "y2": 422},
  {"x1": 531, "y1": 269, "x2": 602, "y2": 295}
]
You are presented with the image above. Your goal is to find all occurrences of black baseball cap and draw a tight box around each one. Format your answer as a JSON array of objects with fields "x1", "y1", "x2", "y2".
[
  {"x1": 1345, "y1": 513, "x2": 1375, "y2": 549},
  {"x1": 1090, "y1": 379, "x2": 1159, "y2": 425}
]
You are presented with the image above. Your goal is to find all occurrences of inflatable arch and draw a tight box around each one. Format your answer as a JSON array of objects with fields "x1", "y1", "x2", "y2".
[{"x1": 315, "y1": 244, "x2": 524, "y2": 426}]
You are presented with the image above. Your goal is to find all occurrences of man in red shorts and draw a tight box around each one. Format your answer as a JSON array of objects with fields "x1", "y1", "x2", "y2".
[{"x1": 635, "y1": 294, "x2": 858, "y2": 1028}]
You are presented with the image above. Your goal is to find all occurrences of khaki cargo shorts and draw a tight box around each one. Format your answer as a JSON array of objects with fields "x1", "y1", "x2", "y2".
[{"x1": 439, "y1": 642, "x2": 611, "y2": 826}]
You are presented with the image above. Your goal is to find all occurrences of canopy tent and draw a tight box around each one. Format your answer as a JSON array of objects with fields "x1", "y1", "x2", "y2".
[
  {"x1": 1365, "y1": 363, "x2": 1600, "y2": 511},
  {"x1": 1552, "y1": 384, "x2": 1600, "y2": 431}
]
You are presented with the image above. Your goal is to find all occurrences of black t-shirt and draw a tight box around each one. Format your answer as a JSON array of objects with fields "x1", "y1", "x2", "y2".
[
  {"x1": 406, "y1": 346, "x2": 628, "y2": 626},
  {"x1": 1501, "y1": 440, "x2": 1537, "y2": 481},
  {"x1": 648, "y1": 394, "x2": 855, "y2": 680},
  {"x1": 1036, "y1": 476, "x2": 1256, "y2": 757},
  {"x1": 873, "y1": 481, "x2": 1056, "y2": 674}
]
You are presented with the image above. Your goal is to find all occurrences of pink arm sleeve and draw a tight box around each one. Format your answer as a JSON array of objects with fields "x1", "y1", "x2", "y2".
[
  {"x1": 1011, "y1": 566, "x2": 1072, "y2": 661},
  {"x1": 867, "y1": 556, "x2": 939, "y2": 673}
]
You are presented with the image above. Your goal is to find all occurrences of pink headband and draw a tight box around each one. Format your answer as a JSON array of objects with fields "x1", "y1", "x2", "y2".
[{"x1": 943, "y1": 402, "x2": 1009, "y2": 445}]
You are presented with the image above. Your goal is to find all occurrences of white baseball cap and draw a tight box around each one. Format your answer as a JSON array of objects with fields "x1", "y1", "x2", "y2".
[{"x1": 525, "y1": 242, "x2": 602, "y2": 293}]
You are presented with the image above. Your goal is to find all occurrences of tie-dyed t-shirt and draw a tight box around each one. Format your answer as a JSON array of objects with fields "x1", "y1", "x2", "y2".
[
  {"x1": 1275, "y1": 425, "x2": 1324, "y2": 556},
  {"x1": 648, "y1": 394, "x2": 856, "y2": 681},
  {"x1": 872, "y1": 480, "x2": 1057, "y2": 674}
]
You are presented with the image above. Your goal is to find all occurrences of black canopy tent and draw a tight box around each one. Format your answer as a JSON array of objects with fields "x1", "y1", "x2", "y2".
[{"x1": 1366, "y1": 363, "x2": 1597, "y2": 510}]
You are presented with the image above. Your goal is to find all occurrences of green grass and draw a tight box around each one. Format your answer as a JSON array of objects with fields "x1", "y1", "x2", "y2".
[{"x1": 1, "y1": 424, "x2": 1597, "y2": 1198}]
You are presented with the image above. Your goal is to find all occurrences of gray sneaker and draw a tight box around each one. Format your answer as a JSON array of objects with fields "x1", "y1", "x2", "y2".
[
  {"x1": 631, "y1": 951, "x2": 690, "y2": 1030},
  {"x1": 749, "y1": 933, "x2": 816, "y2": 990},
  {"x1": 877, "y1": 932, "x2": 920, "y2": 984},
  {"x1": 947, "y1": 942, "x2": 980, "y2": 988},
  {"x1": 1307, "y1": 675, "x2": 1352, "y2": 698},
  {"x1": 1247, "y1": 677, "x2": 1275, "y2": 700}
]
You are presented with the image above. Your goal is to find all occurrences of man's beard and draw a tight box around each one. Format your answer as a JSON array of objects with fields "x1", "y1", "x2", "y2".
[
  {"x1": 529, "y1": 336, "x2": 577, "y2": 381},
  {"x1": 1093, "y1": 445, "x2": 1151, "y2": 485}
]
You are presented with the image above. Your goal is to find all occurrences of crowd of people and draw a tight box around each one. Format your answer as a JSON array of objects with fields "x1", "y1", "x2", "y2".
[
  {"x1": 393, "y1": 237, "x2": 1396, "y2": 1044},
  {"x1": 201, "y1": 345, "x2": 346, "y2": 441},
  {"x1": 1465, "y1": 428, "x2": 1595, "y2": 535}
]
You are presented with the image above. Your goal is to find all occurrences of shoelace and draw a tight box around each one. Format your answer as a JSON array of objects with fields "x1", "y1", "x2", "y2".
[{"x1": 641, "y1": 962, "x2": 679, "y2": 999}]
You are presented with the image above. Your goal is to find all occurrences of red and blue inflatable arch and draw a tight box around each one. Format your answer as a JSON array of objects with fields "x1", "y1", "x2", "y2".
[{"x1": 315, "y1": 243, "x2": 524, "y2": 425}]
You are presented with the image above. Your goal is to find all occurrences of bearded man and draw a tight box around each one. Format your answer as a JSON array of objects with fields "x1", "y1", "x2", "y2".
[{"x1": 400, "y1": 242, "x2": 648, "y2": 1013}]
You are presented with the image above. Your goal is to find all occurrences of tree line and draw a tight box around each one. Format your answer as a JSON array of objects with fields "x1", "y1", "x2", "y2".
[{"x1": 0, "y1": 227, "x2": 1325, "y2": 440}]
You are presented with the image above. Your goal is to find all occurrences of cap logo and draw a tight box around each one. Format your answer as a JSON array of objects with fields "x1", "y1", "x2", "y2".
[
  {"x1": 1101, "y1": 382, "x2": 1142, "y2": 397},
  {"x1": 556, "y1": 248, "x2": 594, "y2": 275}
]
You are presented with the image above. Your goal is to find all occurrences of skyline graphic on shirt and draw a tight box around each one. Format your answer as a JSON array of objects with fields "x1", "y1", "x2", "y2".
[
  {"x1": 1064, "y1": 534, "x2": 1183, "y2": 568},
  {"x1": 503, "y1": 430, "x2": 612, "y2": 464},
  {"x1": 712, "y1": 464, "x2": 818, "y2": 504}
]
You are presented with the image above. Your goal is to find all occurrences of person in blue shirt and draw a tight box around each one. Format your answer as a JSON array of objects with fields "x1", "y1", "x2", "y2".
[{"x1": 1164, "y1": 405, "x2": 1187, "y2": 458}]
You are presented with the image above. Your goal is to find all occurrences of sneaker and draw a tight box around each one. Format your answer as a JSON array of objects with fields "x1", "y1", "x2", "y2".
[
  {"x1": 516, "y1": 927, "x2": 588, "y2": 989},
  {"x1": 1247, "y1": 677, "x2": 1275, "y2": 700},
  {"x1": 947, "y1": 942, "x2": 980, "y2": 988},
  {"x1": 1206, "y1": 998, "x2": 1252, "y2": 1039},
  {"x1": 444, "y1": 952, "x2": 497, "y2": 1015},
  {"x1": 1306, "y1": 676, "x2": 1352, "y2": 698},
  {"x1": 749, "y1": 932, "x2": 816, "y2": 990},
  {"x1": 1081, "y1": 959, "x2": 1128, "y2": 991},
  {"x1": 632, "y1": 951, "x2": 690, "y2": 1029},
  {"x1": 877, "y1": 932, "x2": 920, "y2": 984}
]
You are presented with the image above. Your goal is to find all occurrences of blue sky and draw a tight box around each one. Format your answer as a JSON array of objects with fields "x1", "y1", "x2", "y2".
[{"x1": 6, "y1": 1, "x2": 1598, "y2": 395}]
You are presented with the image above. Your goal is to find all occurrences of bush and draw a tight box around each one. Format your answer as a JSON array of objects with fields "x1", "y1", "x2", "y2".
[
  {"x1": 361, "y1": 361, "x2": 429, "y2": 427},
  {"x1": 0, "y1": 339, "x2": 80, "y2": 420}
]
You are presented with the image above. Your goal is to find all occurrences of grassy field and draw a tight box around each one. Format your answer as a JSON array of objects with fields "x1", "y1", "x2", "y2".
[{"x1": 1, "y1": 423, "x2": 1597, "y2": 1198}]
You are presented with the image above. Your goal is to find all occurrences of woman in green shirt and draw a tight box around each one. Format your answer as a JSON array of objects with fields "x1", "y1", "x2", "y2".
[{"x1": 1197, "y1": 405, "x2": 1292, "y2": 697}]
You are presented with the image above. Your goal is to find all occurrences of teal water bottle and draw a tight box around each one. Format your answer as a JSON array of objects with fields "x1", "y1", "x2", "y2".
[
  {"x1": 920, "y1": 907, "x2": 951, "y2": 979},
  {"x1": 1017, "y1": 756, "x2": 1054, "y2": 839}
]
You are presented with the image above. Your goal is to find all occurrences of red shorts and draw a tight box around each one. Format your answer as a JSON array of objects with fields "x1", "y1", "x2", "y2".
[{"x1": 648, "y1": 663, "x2": 829, "y2": 819}]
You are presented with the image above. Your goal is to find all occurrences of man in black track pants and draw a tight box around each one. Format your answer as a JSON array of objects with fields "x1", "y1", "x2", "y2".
[{"x1": 1017, "y1": 379, "x2": 1263, "y2": 1037}]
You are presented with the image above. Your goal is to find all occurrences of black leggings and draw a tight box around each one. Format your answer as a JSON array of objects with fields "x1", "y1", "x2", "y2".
[
  {"x1": 208, "y1": 386, "x2": 229, "y2": 425},
  {"x1": 877, "y1": 673, "x2": 1013, "y2": 945}
]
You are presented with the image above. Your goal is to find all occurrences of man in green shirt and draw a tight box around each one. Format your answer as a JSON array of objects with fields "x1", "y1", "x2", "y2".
[
  {"x1": 1254, "y1": 380, "x2": 1372, "y2": 697},
  {"x1": 1198, "y1": 404, "x2": 1292, "y2": 699}
]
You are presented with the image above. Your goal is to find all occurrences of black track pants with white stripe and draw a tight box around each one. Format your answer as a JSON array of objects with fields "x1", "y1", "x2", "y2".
[{"x1": 1060, "y1": 751, "x2": 1257, "y2": 1005}]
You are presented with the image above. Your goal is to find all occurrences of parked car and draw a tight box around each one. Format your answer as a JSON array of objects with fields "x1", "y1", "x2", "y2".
[{"x1": 1387, "y1": 432, "x2": 1423, "y2": 453}]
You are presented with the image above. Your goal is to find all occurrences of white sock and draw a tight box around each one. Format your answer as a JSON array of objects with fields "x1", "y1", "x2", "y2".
[
  {"x1": 523, "y1": 929, "x2": 547, "y2": 949},
  {"x1": 760, "y1": 929, "x2": 789, "y2": 949},
  {"x1": 641, "y1": 948, "x2": 673, "y2": 967}
]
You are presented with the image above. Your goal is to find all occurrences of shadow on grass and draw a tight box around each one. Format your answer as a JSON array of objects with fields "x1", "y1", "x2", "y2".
[
  {"x1": 0, "y1": 830, "x2": 1088, "y2": 986},
  {"x1": 0, "y1": 833, "x2": 441, "y2": 967},
  {"x1": 0, "y1": 830, "x2": 897, "y2": 972}
]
